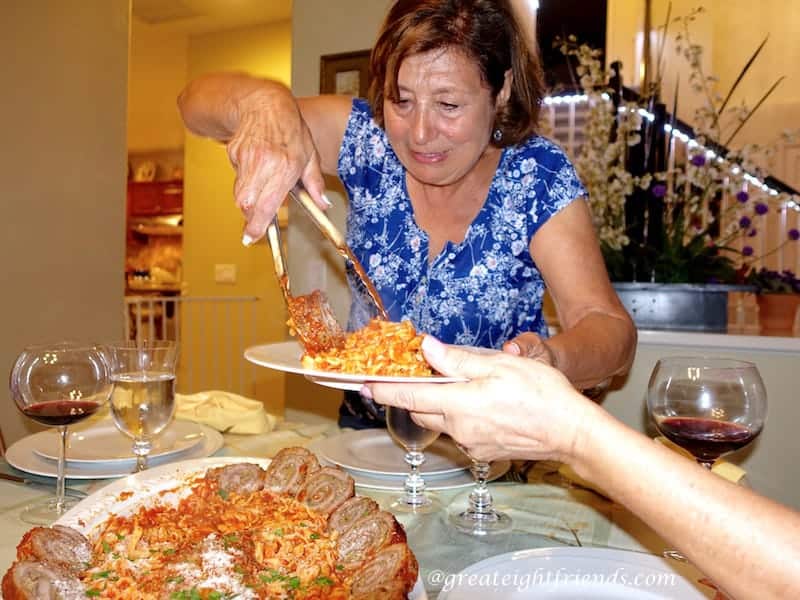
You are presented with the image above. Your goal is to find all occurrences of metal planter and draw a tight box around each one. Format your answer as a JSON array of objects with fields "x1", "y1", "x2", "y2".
[{"x1": 612, "y1": 283, "x2": 753, "y2": 333}]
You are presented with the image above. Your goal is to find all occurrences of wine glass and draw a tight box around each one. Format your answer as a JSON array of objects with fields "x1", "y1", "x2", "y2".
[
  {"x1": 647, "y1": 356, "x2": 767, "y2": 560},
  {"x1": 386, "y1": 406, "x2": 442, "y2": 513},
  {"x1": 10, "y1": 343, "x2": 113, "y2": 524},
  {"x1": 449, "y1": 446, "x2": 512, "y2": 536},
  {"x1": 107, "y1": 340, "x2": 178, "y2": 471}
]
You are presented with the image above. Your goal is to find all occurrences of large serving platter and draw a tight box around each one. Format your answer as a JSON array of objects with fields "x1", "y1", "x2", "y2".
[{"x1": 54, "y1": 456, "x2": 427, "y2": 599}]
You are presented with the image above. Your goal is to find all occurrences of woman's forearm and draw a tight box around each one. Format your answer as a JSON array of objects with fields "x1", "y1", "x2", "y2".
[
  {"x1": 572, "y1": 406, "x2": 800, "y2": 600},
  {"x1": 177, "y1": 72, "x2": 294, "y2": 141},
  {"x1": 545, "y1": 311, "x2": 636, "y2": 390}
]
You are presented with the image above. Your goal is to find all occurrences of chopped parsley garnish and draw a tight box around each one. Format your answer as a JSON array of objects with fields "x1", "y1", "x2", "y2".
[
  {"x1": 116, "y1": 533, "x2": 126, "y2": 540},
  {"x1": 86, "y1": 590, "x2": 102, "y2": 597},
  {"x1": 170, "y1": 588, "x2": 202, "y2": 600},
  {"x1": 166, "y1": 575, "x2": 185, "y2": 584},
  {"x1": 223, "y1": 534, "x2": 240, "y2": 545},
  {"x1": 217, "y1": 488, "x2": 229, "y2": 500},
  {"x1": 309, "y1": 533, "x2": 320, "y2": 540},
  {"x1": 286, "y1": 576, "x2": 301, "y2": 590},
  {"x1": 163, "y1": 548, "x2": 176, "y2": 555},
  {"x1": 335, "y1": 564, "x2": 345, "y2": 571},
  {"x1": 314, "y1": 576, "x2": 334, "y2": 586},
  {"x1": 101, "y1": 541, "x2": 111, "y2": 553},
  {"x1": 91, "y1": 571, "x2": 112, "y2": 580},
  {"x1": 273, "y1": 528, "x2": 284, "y2": 537}
]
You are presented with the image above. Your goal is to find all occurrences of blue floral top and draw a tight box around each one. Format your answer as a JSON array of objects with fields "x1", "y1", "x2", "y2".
[{"x1": 338, "y1": 98, "x2": 586, "y2": 349}]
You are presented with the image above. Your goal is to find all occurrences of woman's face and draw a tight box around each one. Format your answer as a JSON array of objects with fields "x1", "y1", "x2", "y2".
[{"x1": 383, "y1": 47, "x2": 509, "y2": 187}]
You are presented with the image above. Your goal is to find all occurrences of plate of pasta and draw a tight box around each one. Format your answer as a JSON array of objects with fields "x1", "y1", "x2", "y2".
[
  {"x1": 245, "y1": 340, "x2": 466, "y2": 391},
  {"x1": 3, "y1": 451, "x2": 427, "y2": 599}
]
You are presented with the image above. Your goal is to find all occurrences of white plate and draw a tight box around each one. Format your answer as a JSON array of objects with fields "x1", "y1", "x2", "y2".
[
  {"x1": 334, "y1": 458, "x2": 510, "y2": 492},
  {"x1": 314, "y1": 429, "x2": 471, "y2": 477},
  {"x1": 6, "y1": 422, "x2": 224, "y2": 479},
  {"x1": 32, "y1": 419, "x2": 203, "y2": 465},
  {"x1": 245, "y1": 340, "x2": 465, "y2": 391},
  {"x1": 437, "y1": 547, "x2": 711, "y2": 599},
  {"x1": 56, "y1": 456, "x2": 427, "y2": 600}
]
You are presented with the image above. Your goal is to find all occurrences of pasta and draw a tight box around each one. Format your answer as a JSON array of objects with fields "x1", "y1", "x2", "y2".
[
  {"x1": 82, "y1": 472, "x2": 349, "y2": 599},
  {"x1": 301, "y1": 319, "x2": 433, "y2": 377}
]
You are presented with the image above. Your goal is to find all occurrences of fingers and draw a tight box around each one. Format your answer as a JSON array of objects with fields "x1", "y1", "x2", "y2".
[
  {"x1": 504, "y1": 332, "x2": 555, "y2": 366},
  {"x1": 300, "y1": 152, "x2": 331, "y2": 210},
  {"x1": 420, "y1": 336, "x2": 499, "y2": 379}
]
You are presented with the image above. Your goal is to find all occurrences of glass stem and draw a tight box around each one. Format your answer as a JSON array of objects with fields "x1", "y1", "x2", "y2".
[
  {"x1": 403, "y1": 450, "x2": 427, "y2": 505},
  {"x1": 468, "y1": 460, "x2": 494, "y2": 515},
  {"x1": 697, "y1": 459, "x2": 715, "y2": 470},
  {"x1": 132, "y1": 439, "x2": 152, "y2": 472},
  {"x1": 55, "y1": 425, "x2": 68, "y2": 514}
]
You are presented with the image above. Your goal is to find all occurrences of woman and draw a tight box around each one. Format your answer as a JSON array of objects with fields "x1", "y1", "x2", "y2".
[
  {"x1": 178, "y1": 0, "x2": 636, "y2": 426},
  {"x1": 364, "y1": 337, "x2": 800, "y2": 600}
]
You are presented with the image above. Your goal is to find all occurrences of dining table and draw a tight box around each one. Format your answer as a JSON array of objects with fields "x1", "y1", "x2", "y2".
[{"x1": 0, "y1": 407, "x2": 715, "y2": 599}]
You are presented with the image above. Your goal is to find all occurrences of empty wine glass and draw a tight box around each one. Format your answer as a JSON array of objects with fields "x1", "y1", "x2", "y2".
[
  {"x1": 10, "y1": 343, "x2": 113, "y2": 524},
  {"x1": 386, "y1": 406, "x2": 442, "y2": 513},
  {"x1": 107, "y1": 340, "x2": 178, "y2": 471},
  {"x1": 450, "y1": 446, "x2": 512, "y2": 536},
  {"x1": 647, "y1": 356, "x2": 767, "y2": 560}
]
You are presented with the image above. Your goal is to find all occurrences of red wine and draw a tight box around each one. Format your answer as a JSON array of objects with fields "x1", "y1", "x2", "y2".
[
  {"x1": 22, "y1": 400, "x2": 102, "y2": 426},
  {"x1": 658, "y1": 417, "x2": 757, "y2": 463}
]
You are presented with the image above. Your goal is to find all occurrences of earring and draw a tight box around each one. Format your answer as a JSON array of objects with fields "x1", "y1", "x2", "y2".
[{"x1": 492, "y1": 128, "x2": 503, "y2": 142}]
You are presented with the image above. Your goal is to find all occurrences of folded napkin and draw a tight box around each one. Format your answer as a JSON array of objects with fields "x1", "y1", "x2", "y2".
[
  {"x1": 175, "y1": 391, "x2": 276, "y2": 435},
  {"x1": 654, "y1": 436, "x2": 746, "y2": 483}
]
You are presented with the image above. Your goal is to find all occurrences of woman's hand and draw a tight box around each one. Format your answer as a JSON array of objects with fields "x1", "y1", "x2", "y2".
[
  {"x1": 364, "y1": 336, "x2": 596, "y2": 463},
  {"x1": 502, "y1": 332, "x2": 555, "y2": 366},
  {"x1": 177, "y1": 73, "x2": 330, "y2": 242},
  {"x1": 227, "y1": 93, "x2": 327, "y2": 243}
]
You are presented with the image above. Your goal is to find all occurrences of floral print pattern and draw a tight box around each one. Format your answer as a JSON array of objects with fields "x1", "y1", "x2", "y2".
[{"x1": 338, "y1": 98, "x2": 586, "y2": 349}]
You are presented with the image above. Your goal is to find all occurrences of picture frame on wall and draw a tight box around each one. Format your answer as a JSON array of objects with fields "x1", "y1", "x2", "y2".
[{"x1": 320, "y1": 50, "x2": 371, "y2": 97}]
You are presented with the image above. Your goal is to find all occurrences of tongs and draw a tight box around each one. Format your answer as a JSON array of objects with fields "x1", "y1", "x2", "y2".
[{"x1": 266, "y1": 185, "x2": 388, "y2": 354}]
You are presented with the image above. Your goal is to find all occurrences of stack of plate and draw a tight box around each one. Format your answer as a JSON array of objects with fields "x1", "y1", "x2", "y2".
[
  {"x1": 309, "y1": 429, "x2": 509, "y2": 491},
  {"x1": 5, "y1": 418, "x2": 224, "y2": 479}
]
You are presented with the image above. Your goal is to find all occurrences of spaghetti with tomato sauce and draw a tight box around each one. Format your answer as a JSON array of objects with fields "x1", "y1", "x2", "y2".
[{"x1": 83, "y1": 472, "x2": 349, "y2": 599}]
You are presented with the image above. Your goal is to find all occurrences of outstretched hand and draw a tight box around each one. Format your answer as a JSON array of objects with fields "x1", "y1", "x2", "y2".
[
  {"x1": 364, "y1": 336, "x2": 594, "y2": 463},
  {"x1": 226, "y1": 97, "x2": 328, "y2": 244}
]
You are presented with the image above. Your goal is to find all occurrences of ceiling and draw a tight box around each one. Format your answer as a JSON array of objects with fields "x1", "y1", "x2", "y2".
[{"x1": 131, "y1": 0, "x2": 293, "y2": 35}]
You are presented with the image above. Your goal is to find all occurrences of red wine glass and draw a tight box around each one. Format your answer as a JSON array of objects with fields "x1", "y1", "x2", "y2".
[
  {"x1": 10, "y1": 343, "x2": 113, "y2": 524},
  {"x1": 647, "y1": 356, "x2": 767, "y2": 560}
]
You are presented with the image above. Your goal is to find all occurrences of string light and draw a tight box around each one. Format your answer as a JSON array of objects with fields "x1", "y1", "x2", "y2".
[{"x1": 542, "y1": 94, "x2": 799, "y2": 211}]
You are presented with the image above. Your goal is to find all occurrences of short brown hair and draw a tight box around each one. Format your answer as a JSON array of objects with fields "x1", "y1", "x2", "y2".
[{"x1": 368, "y1": 0, "x2": 545, "y2": 146}]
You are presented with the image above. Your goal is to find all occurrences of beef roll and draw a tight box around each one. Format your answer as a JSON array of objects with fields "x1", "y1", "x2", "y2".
[
  {"x1": 349, "y1": 543, "x2": 419, "y2": 600},
  {"x1": 15, "y1": 526, "x2": 91, "y2": 575},
  {"x1": 1, "y1": 560, "x2": 85, "y2": 600},
  {"x1": 263, "y1": 447, "x2": 321, "y2": 495},
  {"x1": 296, "y1": 466, "x2": 355, "y2": 516},
  {"x1": 337, "y1": 511, "x2": 407, "y2": 569},
  {"x1": 328, "y1": 496, "x2": 380, "y2": 536},
  {"x1": 207, "y1": 462, "x2": 266, "y2": 496}
]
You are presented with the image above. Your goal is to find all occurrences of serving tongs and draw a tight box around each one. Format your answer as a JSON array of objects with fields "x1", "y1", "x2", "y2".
[{"x1": 266, "y1": 185, "x2": 388, "y2": 354}]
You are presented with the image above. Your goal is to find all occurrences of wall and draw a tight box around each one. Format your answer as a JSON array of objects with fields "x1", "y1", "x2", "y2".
[
  {"x1": 183, "y1": 22, "x2": 293, "y2": 416},
  {"x1": 128, "y1": 17, "x2": 188, "y2": 153},
  {"x1": 286, "y1": 0, "x2": 393, "y2": 418},
  {"x1": 605, "y1": 0, "x2": 799, "y2": 153},
  {"x1": 602, "y1": 334, "x2": 800, "y2": 510},
  {"x1": 0, "y1": 0, "x2": 128, "y2": 444}
]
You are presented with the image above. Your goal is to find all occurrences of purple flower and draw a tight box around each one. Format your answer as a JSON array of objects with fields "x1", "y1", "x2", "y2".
[
  {"x1": 738, "y1": 216, "x2": 752, "y2": 229},
  {"x1": 755, "y1": 202, "x2": 769, "y2": 215},
  {"x1": 736, "y1": 190, "x2": 749, "y2": 203},
  {"x1": 742, "y1": 246, "x2": 754, "y2": 256},
  {"x1": 789, "y1": 228, "x2": 800, "y2": 241},
  {"x1": 748, "y1": 229, "x2": 758, "y2": 237},
  {"x1": 690, "y1": 154, "x2": 706, "y2": 167},
  {"x1": 652, "y1": 184, "x2": 667, "y2": 198}
]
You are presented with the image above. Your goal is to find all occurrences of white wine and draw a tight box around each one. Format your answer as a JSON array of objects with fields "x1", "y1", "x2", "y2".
[
  {"x1": 386, "y1": 406, "x2": 439, "y2": 451},
  {"x1": 110, "y1": 371, "x2": 175, "y2": 440}
]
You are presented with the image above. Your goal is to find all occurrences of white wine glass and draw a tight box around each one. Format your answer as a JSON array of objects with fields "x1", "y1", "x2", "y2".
[
  {"x1": 450, "y1": 446, "x2": 512, "y2": 536},
  {"x1": 386, "y1": 406, "x2": 442, "y2": 514},
  {"x1": 647, "y1": 356, "x2": 767, "y2": 560},
  {"x1": 10, "y1": 343, "x2": 113, "y2": 524},
  {"x1": 107, "y1": 340, "x2": 178, "y2": 471}
]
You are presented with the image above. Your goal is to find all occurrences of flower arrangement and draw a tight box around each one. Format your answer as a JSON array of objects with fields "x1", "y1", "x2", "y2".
[
  {"x1": 745, "y1": 267, "x2": 800, "y2": 294},
  {"x1": 559, "y1": 7, "x2": 800, "y2": 286}
]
